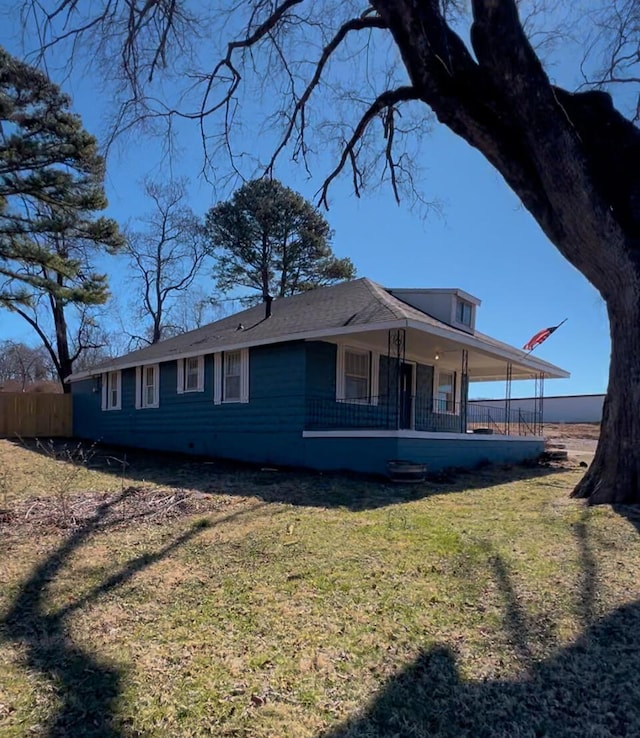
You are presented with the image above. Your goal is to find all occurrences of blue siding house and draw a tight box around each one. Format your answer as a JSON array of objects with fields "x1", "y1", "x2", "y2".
[{"x1": 68, "y1": 279, "x2": 569, "y2": 474}]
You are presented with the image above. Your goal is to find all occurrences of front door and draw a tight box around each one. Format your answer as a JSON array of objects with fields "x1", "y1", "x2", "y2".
[{"x1": 399, "y1": 363, "x2": 413, "y2": 429}]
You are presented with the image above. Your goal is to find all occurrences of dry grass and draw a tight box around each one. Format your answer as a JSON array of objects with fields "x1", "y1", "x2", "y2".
[
  {"x1": 544, "y1": 422, "x2": 600, "y2": 441},
  {"x1": 2, "y1": 436, "x2": 640, "y2": 738},
  {"x1": 0, "y1": 439, "x2": 139, "y2": 508}
]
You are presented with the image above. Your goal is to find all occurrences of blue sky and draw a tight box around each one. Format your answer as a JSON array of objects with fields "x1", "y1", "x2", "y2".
[{"x1": 0, "y1": 8, "x2": 612, "y2": 399}]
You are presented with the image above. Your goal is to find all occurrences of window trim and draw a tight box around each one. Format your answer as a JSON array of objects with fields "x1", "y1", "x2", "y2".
[
  {"x1": 214, "y1": 349, "x2": 249, "y2": 405},
  {"x1": 452, "y1": 297, "x2": 474, "y2": 329},
  {"x1": 135, "y1": 364, "x2": 160, "y2": 409},
  {"x1": 433, "y1": 368, "x2": 457, "y2": 415},
  {"x1": 336, "y1": 345, "x2": 379, "y2": 406},
  {"x1": 223, "y1": 350, "x2": 242, "y2": 403},
  {"x1": 176, "y1": 355, "x2": 204, "y2": 394},
  {"x1": 101, "y1": 370, "x2": 122, "y2": 411}
]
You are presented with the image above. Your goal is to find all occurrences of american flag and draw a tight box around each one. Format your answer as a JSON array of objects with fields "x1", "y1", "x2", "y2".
[{"x1": 523, "y1": 320, "x2": 566, "y2": 352}]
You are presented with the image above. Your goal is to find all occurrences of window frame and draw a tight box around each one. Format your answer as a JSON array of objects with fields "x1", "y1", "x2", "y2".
[
  {"x1": 223, "y1": 350, "x2": 242, "y2": 403},
  {"x1": 433, "y1": 368, "x2": 457, "y2": 415},
  {"x1": 135, "y1": 364, "x2": 160, "y2": 409},
  {"x1": 214, "y1": 349, "x2": 249, "y2": 405},
  {"x1": 101, "y1": 370, "x2": 122, "y2": 411},
  {"x1": 454, "y1": 298, "x2": 473, "y2": 328},
  {"x1": 177, "y1": 355, "x2": 204, "y2": 394},
  {"x1": 336, "y1": 345, "x2": 379, "y2": 406}
]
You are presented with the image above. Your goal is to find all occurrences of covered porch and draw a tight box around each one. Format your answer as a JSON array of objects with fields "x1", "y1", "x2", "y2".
[{"x1": 304, "y1": 326, "x2": 568, "y2": 439}]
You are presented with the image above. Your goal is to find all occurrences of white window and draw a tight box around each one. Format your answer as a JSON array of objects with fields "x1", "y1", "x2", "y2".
[
  {"x1": 177, "y1": 355, "x2": 204, "y2": 393},
  {"x1": 345, "y1": 350, "x2": 369, "y2": 401},
  {"x1": 101, "y1": 370, "x2": 121, "y2": 411},
  {"x1": 213, "y1": 349, "x2": 249, "y2": 404},
  {"x1": 336, "y1": 346, "x2": 379, "y2": 405},
  {"x1": 434, "y1": 370, "x2": 456, "y2": 413},
  {"x1": 224, "y1": 351, "x2": 242, "y2": 402},
  {"x1": 135, "y1": 364, "x2": 159, "y2": 409},
  {"x1": 185, "y1": 357, "x2": 200, "y2": 391},
  {"x1": 455, "y1": 299, "x2": 473, "y2": 327}
]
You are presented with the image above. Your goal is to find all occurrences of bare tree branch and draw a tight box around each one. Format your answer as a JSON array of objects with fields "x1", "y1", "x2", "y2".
[
  {"x1": 266, "y1": 14, "x2": 387, "y2": 174},
  {"x1": 124, "y1": 179, "x2": 209, "y2": 344},
  {"x1": 318, "y1": 86, "x2": 420, "y2": 208},
  {"x1": 8, "y1": 304, "x2": 62, "y2": 378}
]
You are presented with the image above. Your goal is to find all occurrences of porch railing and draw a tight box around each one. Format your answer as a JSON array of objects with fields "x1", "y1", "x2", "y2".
[{"x1": 305, "y1": 396, "x2": 541, "y2": 437}]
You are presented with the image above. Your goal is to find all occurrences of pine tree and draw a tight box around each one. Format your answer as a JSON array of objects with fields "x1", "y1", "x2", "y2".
[
  {"x1": 0, "y1": 47, "x2": 123, "y2": 389},
  {"x1": 205, "y1": 179, "x2": 355, "y2": 303}
]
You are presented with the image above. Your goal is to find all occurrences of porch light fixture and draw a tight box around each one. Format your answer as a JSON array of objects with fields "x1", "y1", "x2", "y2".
[{"x1": 435, "y1": 348, "x2": 463, "y2": 361}]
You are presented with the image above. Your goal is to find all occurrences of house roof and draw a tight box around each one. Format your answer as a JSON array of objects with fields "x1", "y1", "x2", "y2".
[{"x1": 68, "y1": 278, "x2": 568, "y2": 381}]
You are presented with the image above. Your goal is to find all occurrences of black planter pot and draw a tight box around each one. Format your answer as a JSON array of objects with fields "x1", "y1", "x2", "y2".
[{"x1": 387, "y1": 460, "x2": 427, "y2": 483}]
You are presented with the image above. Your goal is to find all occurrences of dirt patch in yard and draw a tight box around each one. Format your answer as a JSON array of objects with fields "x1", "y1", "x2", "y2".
[
  {"x1": 544, "y1": 423, "x2": 599, "y2": 462},
  {"x1": 544, "y1": 422, "x2": 600, "y2": 441}
]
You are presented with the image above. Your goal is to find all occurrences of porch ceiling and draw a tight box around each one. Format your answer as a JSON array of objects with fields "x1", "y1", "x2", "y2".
[{"x1": 318, "y1": 326, "x2": 569, "y2": 382}]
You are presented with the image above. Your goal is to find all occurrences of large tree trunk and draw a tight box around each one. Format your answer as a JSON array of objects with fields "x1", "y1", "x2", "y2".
[
  {"x1": 572, "y1": 284, "x2": 640, "y2": 504},
  {"x1": 52, "y1": 296, "x2": 72, "y2": 394},
  {"x1": 151, "y1": 313, "x2": 162, "y2": 344},
  {"x1": 376, "y1": 1, "x2": 640, "y2": 505}
]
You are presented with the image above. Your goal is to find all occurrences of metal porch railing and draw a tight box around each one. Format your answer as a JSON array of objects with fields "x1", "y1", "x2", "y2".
[{"x1": 305, "y1": 396, "x2": 541, "y2": 437}]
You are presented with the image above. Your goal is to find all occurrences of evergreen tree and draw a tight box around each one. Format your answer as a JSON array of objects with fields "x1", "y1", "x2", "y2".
[
  {"x1": 205, "y1": 179, "x2": 355, "y2": 303},
  {"x1": 0, "y1": 47, "x2": 123, "y2": 389}
]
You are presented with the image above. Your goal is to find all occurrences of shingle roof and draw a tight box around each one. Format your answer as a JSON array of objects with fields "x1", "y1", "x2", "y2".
[{"x1": 69, "y1": 278, "x2": 567, "y2": 379}]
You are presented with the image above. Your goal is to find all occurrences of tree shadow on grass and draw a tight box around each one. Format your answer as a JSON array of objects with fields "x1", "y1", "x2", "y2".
[
  {"x1": 322, "y1": 509, "x2": 640, "y2": 738},
  {"x1": 613, "y1": 503, "x2": 640, "y2": 537},
  {"x1": 0, "y1": 489, "x2": 263, "y2": 737},
  {"x1": 8, "y1": 437, "x2": 576, "y2": 512}
]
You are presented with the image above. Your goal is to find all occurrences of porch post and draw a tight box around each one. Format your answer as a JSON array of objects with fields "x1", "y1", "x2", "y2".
[
  {"x1": 460, "y1": 349, "x2": 469, "y2": 433},
  {"x1": 388, "y1": 328, "x2": 406, "y2": 430},
  {"x1": 386, "y1": 330, "x2": 392, "y2": 430},
  {"x1": 505, "y1": 361, "x2": 513, "y2": 435},
  {"x1": 535, "y1": 372, "x2": 545, "y2": 435}
]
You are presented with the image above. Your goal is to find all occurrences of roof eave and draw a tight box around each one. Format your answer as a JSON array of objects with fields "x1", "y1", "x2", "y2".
[
  {"x1": 66, "y1": 318, "x2": 411, "y2": 382},
  {"x1": 406, "y1": 319, "x2": 569, "y2": 379},
  {"x1": 67, "y1": 315, "x2": 570, "y2": 383}
]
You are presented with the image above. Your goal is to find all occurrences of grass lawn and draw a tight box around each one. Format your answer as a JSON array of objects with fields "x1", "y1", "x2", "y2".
[{"x1": 1, "y1": 437, "x2": 640, "y2": 737}]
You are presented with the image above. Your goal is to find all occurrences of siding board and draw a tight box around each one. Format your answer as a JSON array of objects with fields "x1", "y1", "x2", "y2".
[
  {"x1": 304, "y1": 435, "x2": 543, "y2": 475},
  {"x1": 305, "y1": 341, "x2": 337, "y2": 399},
  {"x1": 72, "y1": 342, "x2": 308, "y2": 466}
]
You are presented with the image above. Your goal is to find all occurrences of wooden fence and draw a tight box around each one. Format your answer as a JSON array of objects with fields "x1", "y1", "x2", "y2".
[{"x1": 0, "y1": 393, "x2": 72, "y2": 438}]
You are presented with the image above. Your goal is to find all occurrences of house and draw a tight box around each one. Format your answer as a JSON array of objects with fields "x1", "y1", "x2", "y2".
[{"x1": 68, "y1": 278, "x2": 569, "y2": 475}]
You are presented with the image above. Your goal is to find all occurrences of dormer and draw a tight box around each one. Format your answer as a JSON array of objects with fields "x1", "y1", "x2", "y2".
[{"x1": 387, "y1": 288, "x2": 481, "y2": 334}]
